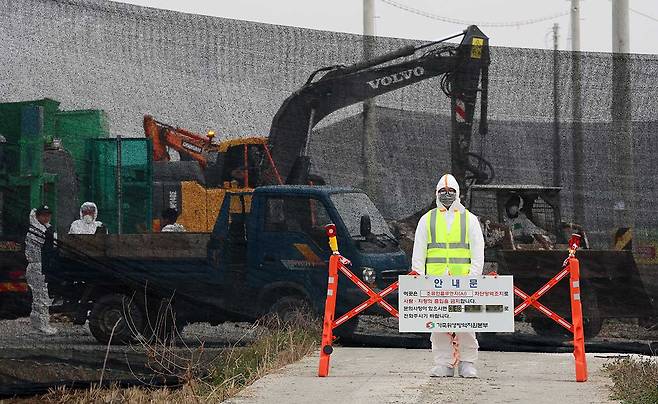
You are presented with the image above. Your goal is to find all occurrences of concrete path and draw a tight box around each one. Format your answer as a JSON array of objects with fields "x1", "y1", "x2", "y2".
[{"x1": 226, "y1": 348, "x2": 617, "y2": 404}]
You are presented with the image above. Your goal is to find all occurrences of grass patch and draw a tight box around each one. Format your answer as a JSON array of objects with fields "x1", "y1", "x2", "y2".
[
  {"x1": 603, "y1": 356, "x2": 658, "y2": 404},
  {"x1": 34, "y1": 318, "x2": 320, "y2": 404},
  {"x1": 205, "y1": 317, "x2": 320, "y2": 401}
]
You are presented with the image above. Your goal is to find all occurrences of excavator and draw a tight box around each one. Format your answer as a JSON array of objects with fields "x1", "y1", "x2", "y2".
[{"x1": 143, "y1": 115, "x2": 282, "y2": 231}]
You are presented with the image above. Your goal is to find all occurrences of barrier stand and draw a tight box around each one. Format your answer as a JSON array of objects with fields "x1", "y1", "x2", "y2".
[
  {"x1": 319, "y1": 226, "x2": 587, "y2": 382},
  {"x1": 318, "y1": 224, "x2": 411, "y2": 377},
  {"x1": 512, "y1": 234, "x2": 588, "y2": 382}
]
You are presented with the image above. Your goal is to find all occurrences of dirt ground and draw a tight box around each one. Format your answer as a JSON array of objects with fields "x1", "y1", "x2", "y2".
[
  {"x1": 0, "y1": 314, "x2": 654, "y2": 396},
  {"x1": 0, "y1": 318, "x2": 258, "y2": 394}
]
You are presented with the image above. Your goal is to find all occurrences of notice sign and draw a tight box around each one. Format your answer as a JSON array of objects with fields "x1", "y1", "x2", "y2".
[{"x1": 398, "y1": 275, "x2": 514, "y2": 333}]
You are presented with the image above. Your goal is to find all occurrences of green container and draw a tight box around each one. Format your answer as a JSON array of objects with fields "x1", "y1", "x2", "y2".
[
  {"x1": 17, "y1": 138, "x2": 43, "y2": 177},
  {"x1": 0, "y1": 98, "x2": 59, "y2": 144},
  {"x1": 55, "y1": 109, "x2": 109, "y2": 200},
  {"x1": 55, "y1": 109, "x2": 109, "y2": 161},
  {"x1": 88, "y1": 138, "x2": 152, "y2": 234},
  {"x1": 0, "y1": 174, "x2": 57, "y2": 237}
]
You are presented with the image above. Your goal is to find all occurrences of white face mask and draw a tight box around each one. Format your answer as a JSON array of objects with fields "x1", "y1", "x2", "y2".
[{"x1": 83, "y1": 215, "x2": 94, "y2": 225}]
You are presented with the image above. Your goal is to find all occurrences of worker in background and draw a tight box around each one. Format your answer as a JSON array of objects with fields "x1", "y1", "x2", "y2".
[
  {"x1": 161, "y1": 208, "x2": 186, "y2": 232},
  {"x1": 411, "y1": 174, "x2": 484, "y2": 378},
  {"x1": 503, "y1": 194, "x2": 547, "y2": 244},
  {"x1": 24, "y1": 205, "x2": 58, "y2": 334},
  {"x1": 69, "y1": 202, "x2": 106, "y2": 234}
]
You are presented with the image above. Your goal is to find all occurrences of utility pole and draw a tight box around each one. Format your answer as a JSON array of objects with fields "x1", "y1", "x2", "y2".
[
  {"x1": 611, "y1": 0, "x2": 634, "y2": 232},
  {"x1": 570, "y1": 0, "x2": 585, "y2": 225},
  {"x1": 552, "y1": 23, "x2": 561, "y2": 188},
  {"x1": 362, "y1": 0, "x2": 378, "y2": 198},
  {"x1": 570, "y1": 0, "x2": 580, "y2": 52}
]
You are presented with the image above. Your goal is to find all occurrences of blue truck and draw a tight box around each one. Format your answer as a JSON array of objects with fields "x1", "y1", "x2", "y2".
[{"x1": 43, "y1": 186, "x2": 409, "y2": 344}]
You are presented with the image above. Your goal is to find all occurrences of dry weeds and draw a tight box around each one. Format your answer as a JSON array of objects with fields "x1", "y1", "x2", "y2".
[
  {"x1": 33, "y1": 315, "x2": 319, "y2": 404},
  {"x1": 604, "y1": 356, "x2": 658, "y2": 404}
]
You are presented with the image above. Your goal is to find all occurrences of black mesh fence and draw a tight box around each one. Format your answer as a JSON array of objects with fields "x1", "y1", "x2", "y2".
[{"x1": 0, "y1": 0, "x2": 656, "y2": 395}]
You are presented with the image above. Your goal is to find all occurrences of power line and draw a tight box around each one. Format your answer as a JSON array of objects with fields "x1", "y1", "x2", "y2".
[
  {"x1": 379, "y1": 0, "x2": 568, "y2": 28},
  {"x1": 627, "y1": 5, "x2": 658, "y2": 23},
  {"x1": 605, "y1": 0, "x2": 658, "y2": 23},
  {"x1": 630, "y1": 8, "x2": 658, "y2": 23}
]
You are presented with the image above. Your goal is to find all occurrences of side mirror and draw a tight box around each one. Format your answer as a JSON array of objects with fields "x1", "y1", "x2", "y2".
[{"x1": 360, "y1": 215, "x2": 372, "y2": 237}]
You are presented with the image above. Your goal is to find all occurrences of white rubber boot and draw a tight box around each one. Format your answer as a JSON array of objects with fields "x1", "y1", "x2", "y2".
[
  {"x1": 458, "y1": 361, "x2": 478, "y2": 378},
  {"x1": 429, "y1": 365, "x2": 454, "y2": 377}
]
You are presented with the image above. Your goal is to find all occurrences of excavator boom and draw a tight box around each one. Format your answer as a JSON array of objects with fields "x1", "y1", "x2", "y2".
[
  {"x1": 267, "y1": 25, "x2": 491, "y2": 188},
  {"x1": 144, "y1": 115, "x2": 215, "y2": 169}
]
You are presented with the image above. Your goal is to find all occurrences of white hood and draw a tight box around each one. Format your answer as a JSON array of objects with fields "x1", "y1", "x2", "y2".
[
  {"x1": 69, "y1": 202, "x2": 103, "y2": 234},
  {"x1": 79, "y1": 201, "x2": 98, "y2": 220},
  {"x1": 435, "y1": 173, "x2": 463, "y2": 211}
]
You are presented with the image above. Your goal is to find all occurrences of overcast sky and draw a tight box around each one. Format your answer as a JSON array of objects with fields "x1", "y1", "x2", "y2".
[{"x1": 113, "y1": 0, "x2": 658, "y2": 54}]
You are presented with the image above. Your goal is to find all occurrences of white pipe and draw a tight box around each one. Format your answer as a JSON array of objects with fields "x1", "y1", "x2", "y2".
[{"x1": 612, "y1": 0, "x2": 630, "y2": 53}]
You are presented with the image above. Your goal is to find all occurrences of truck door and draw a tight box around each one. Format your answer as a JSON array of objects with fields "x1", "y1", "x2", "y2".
[
  {"x1": 206, "y1": 193, "x2": 254, "y2": 315},
  {"x1": 251, "y1": 195, "x2": 334, "y2": 312}
]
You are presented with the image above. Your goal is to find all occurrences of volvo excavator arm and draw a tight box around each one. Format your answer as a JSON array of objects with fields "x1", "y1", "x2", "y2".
[{"x1": 267, "y1": 25, "x2": 491, "y2": 189}]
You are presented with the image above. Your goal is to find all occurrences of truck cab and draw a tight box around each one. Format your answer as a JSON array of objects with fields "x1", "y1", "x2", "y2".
[{"x1": 209, "y1": 185, "x2": 409, "y2": 322}]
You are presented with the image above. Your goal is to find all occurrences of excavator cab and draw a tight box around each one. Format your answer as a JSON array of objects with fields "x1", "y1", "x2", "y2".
[
  {"x1": 468, "y1": 184, "x2": 570, "y2": 251},
  {"x1": 467, "y1": 184, "x2": 655, "y2": 338},
  {"x1": 145, "y1": 115, "x2": 283, "y2": 232}
]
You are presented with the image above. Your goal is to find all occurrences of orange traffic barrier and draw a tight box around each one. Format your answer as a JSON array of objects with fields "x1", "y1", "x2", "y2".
[
  {"x1": 319, "y1": 225, "x2": 587, "y2": 382},
  {"x1": 568, "y1": 252, "x2": 588, "y2": 382},
  {"x1": 318, "y1": 224, "x2": 410, "y2": 377},
  {"x1": 318, "y1": 225, "x2": 339, "y2": 377},
  {"x1": 513, "y1": 234, "x2": 588, "y2": 382}
]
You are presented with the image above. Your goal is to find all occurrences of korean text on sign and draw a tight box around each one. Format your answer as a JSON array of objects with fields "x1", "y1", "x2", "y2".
[{"x1": 398, "y1": 275, "x2": 514, "y2": 333}]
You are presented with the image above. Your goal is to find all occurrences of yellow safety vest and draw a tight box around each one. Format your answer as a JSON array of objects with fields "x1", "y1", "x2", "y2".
[{"x1": 425, "y1": 208, "x2": 471, "y2": 276}]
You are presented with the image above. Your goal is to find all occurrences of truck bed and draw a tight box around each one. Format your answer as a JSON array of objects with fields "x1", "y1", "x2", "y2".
[{"x1": 59, "y1": 233, "x2": 211, "y2": 259}]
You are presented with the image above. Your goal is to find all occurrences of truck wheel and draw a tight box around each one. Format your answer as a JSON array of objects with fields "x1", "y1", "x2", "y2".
[
  {"x1": 268, "y1": 296, "x2": 314, "y2": 325},
  {"x1": 89, "y1": 294, "x2": 144, "y2": 345}
]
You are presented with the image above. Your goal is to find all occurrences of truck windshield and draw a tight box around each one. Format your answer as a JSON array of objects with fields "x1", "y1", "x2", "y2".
[{"x1": 330, "y1": 192, "x2": 393, "y2": 238}]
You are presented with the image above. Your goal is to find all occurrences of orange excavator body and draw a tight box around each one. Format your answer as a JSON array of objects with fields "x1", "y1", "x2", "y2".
[
  {"x1": 144, "y1": 114, "x2": 217, "y2": 169},
  {"x1": 144, "y1": 115, "x2": 283, "y2": 232}
]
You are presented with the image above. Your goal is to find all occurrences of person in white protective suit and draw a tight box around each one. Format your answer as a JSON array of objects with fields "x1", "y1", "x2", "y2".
[
  {"x1": 503, "y1": 194, "x2": 548, "y2": 245},
  {"x1": 411, "y1": 174, "x2": 485, "y2": 378},
  {"x1": 24, "y1": 205, "x2": 58, "y2": 334},
  {"x1": 160, "y1": 208, "x2": 186, "y2": 232},
  {"x1": 69, "y1": 202, "x2": 106, "y2": 234}
]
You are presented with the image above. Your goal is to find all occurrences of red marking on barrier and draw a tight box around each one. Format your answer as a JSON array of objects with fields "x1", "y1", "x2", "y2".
[{"x1": 455, "y1": 99, "x2": 466, "y2": 122}]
